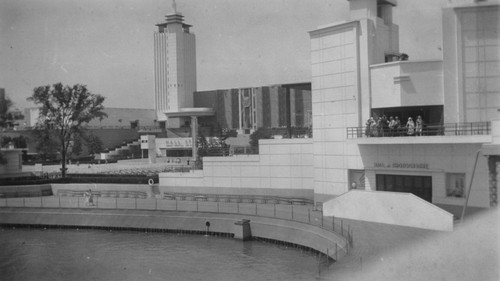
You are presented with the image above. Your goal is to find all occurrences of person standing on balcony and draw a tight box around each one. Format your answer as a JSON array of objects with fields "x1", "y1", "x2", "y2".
[
  {"x1": 416, "y1": 116, "x2": 423, "y2": 136},
  {"x1": 388, "y1": 116, "x2": 396, "y2": 136},
  {"x1": 372, "y1": 117, "x2": 380, "y2": 137},
  {"x1": 380, "y1": 115, "x2": 389, "y2": 136},
  {"x1": 395, "y1": 116, "x2": 402, "y2": 136},
  {"x1": 365, "y1": 117, "x2": 374, "y2": 137},
  {"x1": 406, "y1": 117, "x2": 415, "y2": 136}
]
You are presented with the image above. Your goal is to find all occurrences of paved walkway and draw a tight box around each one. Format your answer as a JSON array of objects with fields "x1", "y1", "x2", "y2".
[{"x1": 328, "y1": 208, "x2": 499, "y2": 281}]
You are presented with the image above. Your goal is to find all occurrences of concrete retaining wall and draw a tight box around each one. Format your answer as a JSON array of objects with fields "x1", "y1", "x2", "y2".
[
  {"x1": 0, "y1": 184, "x2": 52, "y2": 196},
  {"x1": 51, "y1": 183, "x2": 153, "y2": 197},
  {"x1": 160, "y1": 139, "x2": 314, "y2": 191},
  {"x1": 0, "y1": 208, "x2": 348, "y2": 261}
]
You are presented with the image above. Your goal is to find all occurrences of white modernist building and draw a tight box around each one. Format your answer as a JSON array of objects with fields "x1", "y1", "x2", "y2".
[
  {"x1": 154, "y1": 7, "x2": 197, "y2": 128},
  {"x1": 310, "y1": 0, "x2": 499, "y2": 212},
  {"x1": 160, "y1": 0, "x2": 499, "y2": 224}
]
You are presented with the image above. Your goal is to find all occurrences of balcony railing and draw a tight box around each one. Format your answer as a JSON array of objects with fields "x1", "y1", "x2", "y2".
[
  {"x1": 257, "y1": 127, "x2": 313, "y2": 139},
  {"x1": 347, "y1": 122, "x2": 490, "y2": 139}
]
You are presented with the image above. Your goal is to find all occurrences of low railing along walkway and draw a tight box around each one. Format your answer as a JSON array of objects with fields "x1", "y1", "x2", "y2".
[{"x1": 0, "y1": 195, "x2": 352, "y2": 244}]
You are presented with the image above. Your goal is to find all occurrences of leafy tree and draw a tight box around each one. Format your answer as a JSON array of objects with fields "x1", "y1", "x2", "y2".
[
  {"x1": 27, "y1": 83, "x2": 107, "y2": 176},
  {"x1": 249, "y1": 128, "x2": 272, "y2": 153},
  {"x1": 1, "y1": 136, "x2": 28, "y2": 148},
  {"x1": 0, "y1": 151, "x2": 7, "y2": 165},
  {"x1": 31, "y1": 125, "x2": 60, "y2": 161},
  {"x1": 0, "y1": 94, "x2": 14, "y2": 128},
  {"x1": 81, "y1": 131, "x2": 103, "y2": 156},
  {"x1": 219, "y1": 127, "x2": 237, "y2": 140},
  {"x1": 71, "y1": 135, "x2": 83, "y2": 158}
]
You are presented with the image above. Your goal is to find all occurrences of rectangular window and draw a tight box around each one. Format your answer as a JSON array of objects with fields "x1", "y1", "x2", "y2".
[{"x1": 446, "y1": 173, "x2": 466, "y2": 198}]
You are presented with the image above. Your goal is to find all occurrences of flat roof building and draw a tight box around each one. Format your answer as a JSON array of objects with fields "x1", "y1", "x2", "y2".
[
  {"x1": 160, "y1": 0, "x2": 499, "y2": 223},
  {"x1": 310, "y1": 0, "x2": 499, "y2": 210},
  {"x1": 194, "y1": 83, "x2": 312, "y2": 135}
]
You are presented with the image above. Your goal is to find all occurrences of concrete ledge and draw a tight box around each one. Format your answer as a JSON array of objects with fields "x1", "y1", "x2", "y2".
[
  {"x1": 158, "y1": 186, "x2": 314, "y2": 199},
  {"x1": 0, "y1": 184, "x2": 53, "y2": 197},
  {"x1": 0, "y1": 208, "x2": 347, "y2": 260},
  {"x1": 51, "y1": 183, "x2": 153, "y2": 197}
]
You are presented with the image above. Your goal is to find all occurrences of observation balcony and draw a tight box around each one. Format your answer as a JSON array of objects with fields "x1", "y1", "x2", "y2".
[{"x1": 346, "y1": 122, "x2": 492, "y2": 144}]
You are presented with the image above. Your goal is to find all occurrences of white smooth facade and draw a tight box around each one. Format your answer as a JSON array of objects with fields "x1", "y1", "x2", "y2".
[
  {"x1": 309, "y1": 0, "x2": 499, "y2": 210},
  {"x1": 154, "y1": 13, "x2": 197, "y2": 127}
]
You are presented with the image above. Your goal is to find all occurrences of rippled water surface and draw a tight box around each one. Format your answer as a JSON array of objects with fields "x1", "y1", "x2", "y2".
[{"x1": 0, "y1": 227, "x2": 332, "y2": 281}]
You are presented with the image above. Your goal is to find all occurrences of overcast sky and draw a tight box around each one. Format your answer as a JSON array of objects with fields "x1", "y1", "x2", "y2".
[{"x1": 0, "y1": 0, "x2": 478, "y2": 110}]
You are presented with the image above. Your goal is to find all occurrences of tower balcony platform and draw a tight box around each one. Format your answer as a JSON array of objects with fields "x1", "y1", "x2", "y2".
[{"x1": 347, "y1": 122, "x2": 491, "y2": 144}]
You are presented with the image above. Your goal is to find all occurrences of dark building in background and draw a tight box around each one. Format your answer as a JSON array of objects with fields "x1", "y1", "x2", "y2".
[{"x1": 194, "y1": 83, "x2": 311, "y2": 135}]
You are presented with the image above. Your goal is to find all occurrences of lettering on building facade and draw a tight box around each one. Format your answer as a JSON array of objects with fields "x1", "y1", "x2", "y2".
[
  {"x1": 374, "y1": 162, "x2": 429, "y2": 169},
  {"x1": 158, "y1": 138, "x2": 193, "y2": 149}
]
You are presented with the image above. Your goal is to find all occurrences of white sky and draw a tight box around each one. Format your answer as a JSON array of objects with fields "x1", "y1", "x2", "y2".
[{"x1": 0, "y1": 0, "x2": 482, "y2": 110}]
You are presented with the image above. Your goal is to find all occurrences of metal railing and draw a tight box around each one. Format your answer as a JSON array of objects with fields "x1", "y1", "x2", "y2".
[
  {"x1": 0, "y1": 196, "x2": 352, "y2": 246},
  {"x1": 0, "y1": 173, "x2": 159, "y2": 186},
  {"x1": 347, "y1": 122, "x2": 490, "y2": 139},
  {"x1": 258, "y1": 127, "x2": 313, "y2": 139}
]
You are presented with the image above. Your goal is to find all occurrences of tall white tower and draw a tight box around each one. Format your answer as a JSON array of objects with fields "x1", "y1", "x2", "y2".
[
  {"x1": 309, "y1": 0, "x2": 398, "y2": 201},
  {"x1": 154, "y1": 2, "x2": 197, "y2": 128}
]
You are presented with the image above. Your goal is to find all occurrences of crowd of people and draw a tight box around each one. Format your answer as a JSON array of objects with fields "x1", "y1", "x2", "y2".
[{"x1": 365, "y1": 115, "x2": 424, "y2": 137}]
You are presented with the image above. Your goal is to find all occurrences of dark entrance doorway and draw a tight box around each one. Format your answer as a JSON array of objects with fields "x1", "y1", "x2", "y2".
[{"x1": 376, "y1": 174, "x2": 432, "y2": 202}]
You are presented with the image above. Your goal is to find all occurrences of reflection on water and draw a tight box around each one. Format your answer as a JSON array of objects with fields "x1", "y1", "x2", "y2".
[{"x1": 0, "y1": 227, "x2": 333, "y2": 281}]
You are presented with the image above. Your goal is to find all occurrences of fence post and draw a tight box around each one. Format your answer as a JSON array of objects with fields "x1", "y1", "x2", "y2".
[
  {"x1": 308, "y1": 208, "x2": 310, "y2": 223},
  {"x1": 321, "y1": 212, "x2": 324, "y2": 227},
  {"x1": 274, "y1": 204, "x2": 276, "y2": 217},
  {"x1": 96, "y1": 196, "x2": 98, "y2": 208},
  {"x1": 175, "y1": 199, "x2": 178, "y2": 211},
  {"x1": 348, "y1": 225, "x2": 351, "y2": 246},
  {"x1": 237, "y1": 202, "x2": 239, "y2": 214},
  {"x1": 155, "y1": 198, "x2": 157, "y2": 210},
  {"x1": 333, "y1": 217, "x2": 335, "y2": 231},
  {"x1": 291, "y1": 205, "x2": 294, "y2": 220},
  {"x1": 255, "y1": 203, "x2": 257, "y2": 216},
  {"x1": 78, "y1": 197, "x2": 80, "y2": 208},
  {"x1": 135, "y1": 198, "x2": 137, "y2": 209},
  {"x1": 217, "y1": 202, "x2": 219, "y2": 213},
  {"x1": 115, "y1": 197, "x2": 117, "y2": 209},
  {"x1": 317, "y1": 252, "x2": 322, "y2": 277},
  {"x1": 59, "y1": 196, "x2": 61, "y2": 208},
  {"x1": 196, "y1": 200, "x2": 199, "y2": 212},
  {"x1": 335, "y1": 243, "x2": 338, "y2": 261}
]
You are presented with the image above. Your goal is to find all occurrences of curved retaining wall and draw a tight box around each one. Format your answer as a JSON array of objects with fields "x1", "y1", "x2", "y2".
[{"x1": 0, "y1": 208, "x2": 348, "y2": 261}]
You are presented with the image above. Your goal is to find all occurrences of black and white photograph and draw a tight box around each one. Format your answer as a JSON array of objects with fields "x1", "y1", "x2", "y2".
[{"x1": 0, "y1": 0, "x2": 499, "y2": 280}]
